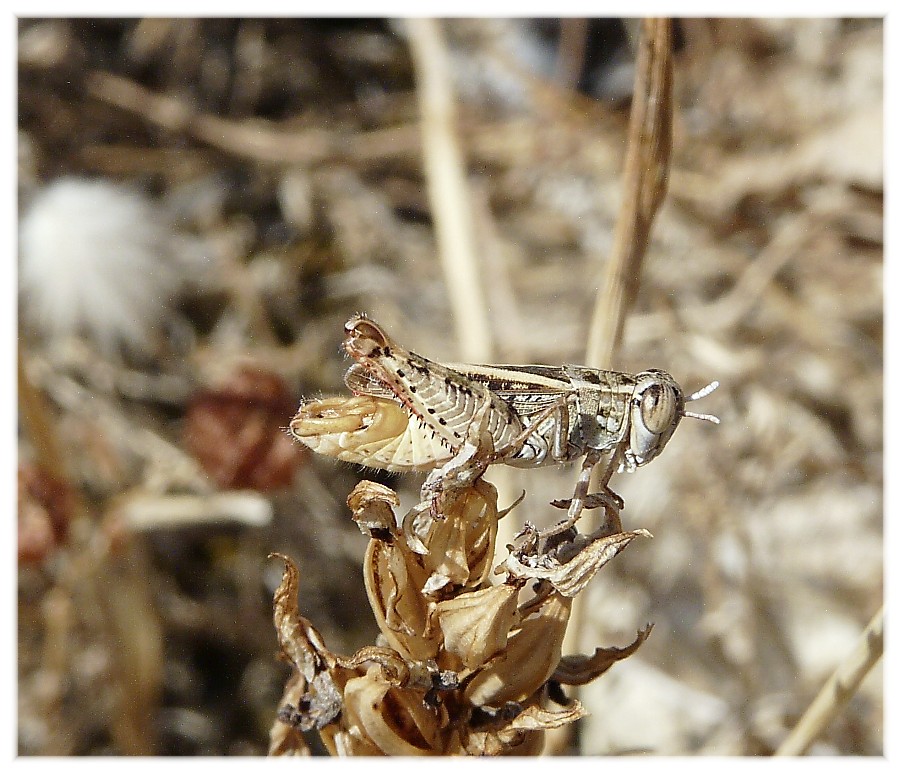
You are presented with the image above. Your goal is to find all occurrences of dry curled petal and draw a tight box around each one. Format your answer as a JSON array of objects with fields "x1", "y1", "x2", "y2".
[
  {"x1": 464, "y1": 593, "x2": 572, "y2": 708},
  {"x1": 348, "y1": 479, "x2": 400, "y2": 537},
  {"x1": 501, "y1": 529, "x2": 652, "y2": 598},
  {"x1": 271, "y1": 553, "x2": 333, "y2": 678},
  {"x1": 270, "y1": 554, "x2": 348, "y2": 731},
  {"x1": 435, "y1": 583, "x2": 520, "y2": 670},
  {"x1": 552, "y1": 624, "x2": 654, "y2": 686}
]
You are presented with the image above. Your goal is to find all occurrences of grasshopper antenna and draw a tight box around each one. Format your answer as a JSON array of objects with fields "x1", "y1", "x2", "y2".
[{"x1": 683, "y1": 380, "x2": 720, "y2": 424}]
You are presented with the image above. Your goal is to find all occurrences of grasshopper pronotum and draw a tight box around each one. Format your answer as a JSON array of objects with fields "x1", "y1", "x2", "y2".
[{"x1": 293, "y1": 315, "x2": 719, "y2": 535}]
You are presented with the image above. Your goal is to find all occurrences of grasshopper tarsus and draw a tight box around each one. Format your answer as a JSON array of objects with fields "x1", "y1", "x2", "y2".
[{"x1": 550, "y1": 490, "x2": 624, "y2": 511}]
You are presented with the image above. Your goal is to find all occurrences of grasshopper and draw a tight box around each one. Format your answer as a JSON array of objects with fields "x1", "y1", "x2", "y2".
[{"x1": 296, "y1": 315, "x2": 718, "y2": 535}]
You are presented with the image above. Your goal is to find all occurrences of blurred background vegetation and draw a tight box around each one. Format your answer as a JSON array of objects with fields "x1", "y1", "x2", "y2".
[{"x1": 17, "y1": 18, "x2": 882, "y2": 755}]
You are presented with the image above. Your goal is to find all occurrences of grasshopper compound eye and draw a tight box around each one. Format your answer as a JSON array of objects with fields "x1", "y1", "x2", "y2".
[
  {"x1": 638, "y1": 381, "x2": 680, "y2": 435},
  {"x1": 627, "y1": 371, "x2": 684, "y2": 467}
]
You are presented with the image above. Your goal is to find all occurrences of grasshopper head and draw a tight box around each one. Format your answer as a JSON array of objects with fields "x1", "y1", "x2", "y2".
[
  {"x1": 624, "y1": 370, "x2": 720, "y2": 471},
  {"x1": 625, "y1": 370, "x2": 684, "y2": 470}
]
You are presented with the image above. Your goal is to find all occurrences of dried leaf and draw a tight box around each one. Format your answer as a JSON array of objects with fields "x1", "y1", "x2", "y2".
[
  {"x1": 436, "y1": 583, "x2": 519, "y2": 670},
  {"x1": 270, "y1": 553, "x2": 332, "y2": 679},
  {"x1": 184, "y1": 365, "x2": 301, "y2": 490},
  {"x1": 464, "y1": 699, "x2": 588, "y2": 755},
  {"x1": 342, "y1": 672, "x2": 445, "y2": 755},
  {"x1": 464, "y1": 593, "x2": 572, "y2": 708},
  {"x1": 18, "y1": 462, "x2": 74, "y2": 563},
  {"x1": 553, "y1": 624, "x2": 654, "y2": 685},
  {"x1": 270, "y1": 554, "x2": 347, "y2": 731},
  {"x1": 502, "y1": 529, "x2": 652, "y2": 598}
]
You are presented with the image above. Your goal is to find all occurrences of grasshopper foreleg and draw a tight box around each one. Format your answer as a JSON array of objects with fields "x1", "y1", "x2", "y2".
[{"x1": 541, "y1": 445, "x2": 624, "y2": 541}]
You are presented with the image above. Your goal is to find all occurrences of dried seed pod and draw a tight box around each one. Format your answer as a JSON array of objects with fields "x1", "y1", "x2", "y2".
[
  {"x1": 434, "y1": 583, "x2": 519, "y2": 670},
  {"x1": 412, "y1": 480, "x2": 499, "y2": 592},
  {"x1": 364, "y1": 536, "x2": 439, "y2": 662},
  {"x1": 341, "y1": 672, "x2": 447, "y2": 755},
  {"x1": 184, "y1": 365, "x2": 303, "y2": 491},
  {"x1": 275, "y1": 390, "x2": 654, "y2": 755},
  {"x1": 464, "y1": 592, "x2": 572, "y2": 708}
]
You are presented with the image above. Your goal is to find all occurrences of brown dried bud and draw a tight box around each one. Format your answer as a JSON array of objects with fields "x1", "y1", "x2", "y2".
[
  {"x1": 18, "y1": 462, "x2": 75, "y2": 563},
  {"x1": 184, "y1": 365, "x2": 302, "y2": 491}
]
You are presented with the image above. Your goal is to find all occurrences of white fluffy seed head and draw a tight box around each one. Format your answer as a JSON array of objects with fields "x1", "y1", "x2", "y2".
[{"x1": 18, "y1": 177, "x2": 185, "y2": 354}]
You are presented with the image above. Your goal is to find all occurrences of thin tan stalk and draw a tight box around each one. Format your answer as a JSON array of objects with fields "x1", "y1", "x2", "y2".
[
  {"x1": 585, "y1": 18, "x2": 674, "y2": 369},
  {"x1": 775, "y1": 604, "x2": 884, "y2": 756},
  {"x1": 18, "y1": 346, "x2": 72, "y2": 488},
  {"x1": 405, "y1": 17, "x2": 493, "y2": 363}
]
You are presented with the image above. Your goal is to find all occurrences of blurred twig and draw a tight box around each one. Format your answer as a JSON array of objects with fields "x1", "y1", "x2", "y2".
[
  {"x1": 405, "y1": 17, "x2": 493, "y2": 362},
  {"x1": 19, "y1": 346, "x2": 165, "y2": 754},
  {"x1": 85, "y1": 69, "x2": 613, "y2": 173},
  {"x1": 18, "y1": 346, "x2": 75, "y2": 499},
  {"x1": 775, "y1": 604, "x2": 884, "y2": 756},
  {"x1": 585, "y1": 17, "x2": 673, "y2": 369},
  {"x1": 555, "y1": 19, "x2": 590, "y2": 91},
  {"x1": 85, "y1": 70, "x2": 420, "y2": 166}
]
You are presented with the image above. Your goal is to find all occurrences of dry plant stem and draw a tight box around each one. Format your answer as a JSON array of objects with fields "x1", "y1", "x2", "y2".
[
  {"x1": 585, "y1": 17, "x2": 673, "y2": 369},
  {"x1": 405, "y1": 17, "x2": 493, "y2": 363},
  {"x1": 85, "y1": 70, "x2": 421, "y2": 166},
  {"x1": 775, "y1": 604, "x2": 884, "y2": 756},
  {"x1": 86, "y1": 69, "x2": 607, "y2": 172},
  {"x1": 20, "y1": 347, "x2": 164, "y2": 754},
  {"x1": 469, "y1": 180, "x2": 527, "y2": 361},
  {"x1": 555, "y1": 19, "x2": 590, "y2": 91},
  {"x1": 468, "y1": 181, "x2": 528, "y2": 552}
]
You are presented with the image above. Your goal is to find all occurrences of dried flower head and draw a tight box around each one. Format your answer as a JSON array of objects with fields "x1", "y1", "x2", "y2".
[
  {"x1": 271, "y1": 394, "x2": 651, "y2": 756},
  {"x1": 18, "y1": 177, "x2": 187, "y2": 354}
]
